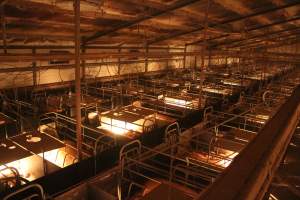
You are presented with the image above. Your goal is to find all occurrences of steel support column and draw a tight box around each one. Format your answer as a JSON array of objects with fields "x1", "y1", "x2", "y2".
[
  {"x1": 145, "y1": 45, "x2": 149, "y2": 72},
  {"x1": 32, "y1": 48, "x2": 37, "y2": 87},
  {"x1": 1, "y1": 3, "x2": 7, "y2": 54},
  {"x1": 207, "y1": 49, "x2": 211, "y2": 69},
  {"x1": 81, "y1": 47, "x2": 86, "y2": 81},
  {"x1": 183, "y1": 44, "x2": 187, "y2": 69},
  {"x1": 166, "y1": 46, "x2": 170, "y2": 70},
  {"x1": 118, "y1": 47, "x2": 121, "y2": 75},
  {"x1": 74, "y1": 0, "x2": 82, "y2": 160}
]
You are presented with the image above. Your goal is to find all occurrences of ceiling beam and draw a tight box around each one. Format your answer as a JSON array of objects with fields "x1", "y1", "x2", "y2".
[
  {"x1": 226, "y1": 33, "x2": 299, "y2": 49},
  {"x1": 247, "y1": 15, "x2": 300, "y2": 32},
  {"x1": 83, "y1": 0, "x2": 202, "y2": 44},
  {"x1": 0, "y1": 50, "x2": 299, "y2": 63},
  {"x1": 258, "y1": 38, "x2": 300, "y2": 50},
  {"x1": 0, "y1": 45, "x2": 184, "y2": 50},
  {"x1": 233, "y1": 34, "x2": 300, "y2": 50},
  {"x1": 215, "y1": 27, "x2": 300, "y2": 48},
  {"x1": 0, "y1": 57, "x2": 183, "y2": 73},
  {"x1": 188, "y1": 15, "x2": 300, "y2": 45},
  {"x1": 148, "y1": 2, "x2": 300, "y2": 45},
  {"x1": 214, "y1": 0, "x2": 277, "y2": 30},
  {"x1": 272, "y1": 0, "x2": 300, "y2": 26},
  {"x1": 229, "y1": 32, "x2": 300, "y2": 49},
  {"x1": 231, "y1": 31, "x2": 300, "y2": 48}
]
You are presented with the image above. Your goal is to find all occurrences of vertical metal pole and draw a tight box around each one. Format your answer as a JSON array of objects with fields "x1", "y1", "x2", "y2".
[
  {"x1": 166, "y1": 46, "x2": 170, "y2": 70},
  {"x1": 240, "y1": 22, "x2": 247, "y2": 87},
  {"x1": 201, "y1": 0, "x2": 210, "y2": 71},
  {"x1": 194, "y1": 55, "x2": 197, "y2": 70},
  {"x1": 1, "y1": 4, "x2": 7, "y2": 54},
  {"x1": 193, "y1": 55, "x2": 197, "y2": 80},
  {"x1": 183, "y1": 44, "x2": 187, "y2": 69},
  {"x1": 199, "y1": 0, "x2": 210, "y2": 107},
  {"x1": 145, "y1": 45, "x2": 149, "y2": 72},
  {"x1": 74, "y1": 0, "x2": 82, "y2": 160},
  {"x1": 225, "y1": 56, "x2": 228, "y2": 74},
  {"x1": 118, "y1": 47, "x2": 121, "y2": 75},
  {"x1": 82, "y1": 47, "x2": 86, "y2": 81},
  {"x1": 208, "y1": 49, "x2": 211, "y2": 69},
  {"x1": 32, "y1": 48, "x2": 37, "y2": 87}
]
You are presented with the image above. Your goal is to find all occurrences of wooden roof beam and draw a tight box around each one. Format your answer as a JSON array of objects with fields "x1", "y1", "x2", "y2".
[
  {"x1": 272, "y1": 0, "x2": 300, "y2": 26},
  {"x1": 213, "y1": 27, "x2": 300, "y2": 48},
  {"x1": 228, "y1": 31, "x2": 300, "y2": 49},
  {"x1": 188, "y1": 16, "x2": 300, "y2": 45},
  {"x1": 83, "y1": 0, "x2": 203, "y2": 44},
  {"x1": 148, "y1": 2, "x2": 300, "y2": 45},
  {"x1": 214, "y1": 0, "x2": 279, "y2": 30}
]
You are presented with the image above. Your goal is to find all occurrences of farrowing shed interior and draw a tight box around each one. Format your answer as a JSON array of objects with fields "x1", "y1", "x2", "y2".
[{"x1": 0, "y1": 0, "x2": 299, "y2": 200}]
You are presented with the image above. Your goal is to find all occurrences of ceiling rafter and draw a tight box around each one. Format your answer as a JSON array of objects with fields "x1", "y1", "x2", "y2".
[
  {"x1": 188, "y1": 15, "x2": 300, "y2": 46},
  {"x1": 272, "y1": 0, "x2": 300, "y2": 26},
  {"x1": 233, "y1": 33, "x2": 300, "y2": 50},
  {"x1": 147, "y1": 1, "x2": 300, "y2": 45},
  {"x1": 213, "y1": 26, "x2": 300, "y2": 48},
  {"x1": 1, "y1": 0, "x2": 299, "y2": 48},
  {"x1": 83, "y1": 0, "x2": 203, "y2": 44},
  {"x1": 227, "y1": 30, "x2": 300, "y2": 49},
  {"x1": 214, "y1": 0, "x2": 279, "y2": 30},
  {"x1": 258, "y1": 38, "x2": 300, "y2": 50}
]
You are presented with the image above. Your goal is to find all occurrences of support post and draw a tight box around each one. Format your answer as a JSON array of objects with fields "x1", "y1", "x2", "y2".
[
  {"x1": 32, "y1": 48, "x2": 37, "y2": 87},
  {"x1": 183, "y1": 44, "x2": 187, "y2": 69},
  {"x1": 81, "y1": 47, "x2": 86, "y2": 81},
  {"x1": 145, "y1": 45, "x2": 149, "y2": 72},
  {"x1": 166, "y1": 46, "x2": 170, "y2": 70},
  {"x1": 1, "y1": 4, "x2": 7, "y2": 54},
  {"x1": 118, "y1": 47, "x2": 121, "y2": 75},
  {"x1": 74, "y1": 0, "x2": 82, "y2": 160},
  {"x1": 225, "y1": 56, "x2": 228, "y2": 74},
  {"x1": 194, "y1": 55, "x2": 197, "y2": 70},
  {"x1": 199, "y1": 0, "x2": 210, "y2": 104},
  {"x1": 208, "y1": 48, "x2": 211, "y2": 69}
]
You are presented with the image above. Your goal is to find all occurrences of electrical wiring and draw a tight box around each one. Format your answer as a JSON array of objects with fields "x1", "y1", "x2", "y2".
[
  {"x1": 106, "y1": 62, "x2": 112, "y2": 76},
  {"x1": 58, "y1": 66, "x2": 64, "y2": 82},
  {"x1": 0, "y1": 61, "x2": 55, "y2": 88},
  {"x1": 8, "y1": 71, "x2": 33, "y2": 88},
  {"x1": 93, "y1": 59, "x2": 102, "y2": 78},
  {"x1": 85, "y1": 62, "x2": 92, "y2": 78},
  {"x1": 37, "y1": 61, "x2": 41, "y2": 85},
  {"x1": 0, "y1": 63, "x2": 29, "y2": 83}
]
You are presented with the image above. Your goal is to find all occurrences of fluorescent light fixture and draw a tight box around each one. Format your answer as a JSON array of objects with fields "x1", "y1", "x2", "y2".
[
  {"x1": 164, "y1": 96, "x2": 198, "y2": 109},
  {"x1": 202, "y1": 87, "x2": 231, "y2": 95},
  {"x1": 98, "y1": 112, "x2": 155, "y2": 135}
]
